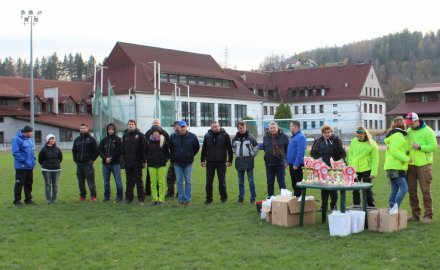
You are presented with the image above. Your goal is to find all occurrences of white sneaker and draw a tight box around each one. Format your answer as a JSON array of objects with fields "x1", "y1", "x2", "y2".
[{"x1": 389, "y1": 203, "x2": 398, "y2": 214}]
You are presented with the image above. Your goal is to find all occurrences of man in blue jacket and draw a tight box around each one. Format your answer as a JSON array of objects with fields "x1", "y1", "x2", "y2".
[
  {"x1": 286, "y1": 121, "x2": 307, "y2": 197},
  {"x1": 169, "y1": 121, "x2": 200, "y2": 206},
  {"x1": 12, "y1": 125, "x2": 37, "y2": 206}
]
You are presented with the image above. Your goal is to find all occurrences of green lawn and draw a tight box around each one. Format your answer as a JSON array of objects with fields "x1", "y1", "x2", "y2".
[{"x1": 0, "y1": 150, "x2": 439, "y2": 269}]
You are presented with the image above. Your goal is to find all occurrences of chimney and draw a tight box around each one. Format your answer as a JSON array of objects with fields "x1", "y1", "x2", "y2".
[{"x1": 44, "y1": 87, "x2": 59, "y2": 114}]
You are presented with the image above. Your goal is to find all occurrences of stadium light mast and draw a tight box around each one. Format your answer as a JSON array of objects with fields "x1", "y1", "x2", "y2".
[
  {"x1": 148, "y1": 61, "x2": 161, "y2": 120},
  {"x1": 21, "y1": 10, "x2": 42, "y2": 144}
]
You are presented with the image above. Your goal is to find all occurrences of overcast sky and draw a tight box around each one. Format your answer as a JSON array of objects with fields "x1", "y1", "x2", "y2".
[{"x1": 2, "y1": 0, "x2": 439, "y2": 70}]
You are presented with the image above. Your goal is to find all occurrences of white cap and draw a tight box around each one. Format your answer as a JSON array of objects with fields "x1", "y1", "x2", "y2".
[{"x1": 46, "y1": 134, "x2": 56, "y2": 142}]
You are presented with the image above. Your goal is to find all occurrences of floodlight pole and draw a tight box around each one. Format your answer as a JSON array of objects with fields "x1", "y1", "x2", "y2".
[
  {"x1": 148, "y1": 61, "x2": 161, "y2": 120},
  {"x1": 21, "y1": 10, "x2": 42, "y2": 145}
]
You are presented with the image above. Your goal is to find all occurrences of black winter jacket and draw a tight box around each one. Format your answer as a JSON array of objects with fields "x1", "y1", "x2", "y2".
[
  {"x1": 72, "y1": 133, "x2": 99, "y2": 163},
  {"x1": 122, "y1": 129, "x2": 147, "y2": 168},
  {"x1": 262, "y1": 130, "x2": 289, "y2": 166},
  {"x1": 201, "y1": 128, "x2": 233, "y2": 163},
  {"x1": 310, "y1": 134, "x2": 346, "y2": 166},
  {"x1": 146, "y1": 135, "x2": 170, "y2": 168},
  {"x1": 38, "y1": 144, "x2": 63, "y2": 170},
  {"x1": 169, "y1": 131, "x2": 200, "y2": 165},
  {"x1": 99, "y1": 125, "x2": 122, "y2": 165},
  {"x1": 145, "y1": 126, "x2": 170, "y2": 143}
]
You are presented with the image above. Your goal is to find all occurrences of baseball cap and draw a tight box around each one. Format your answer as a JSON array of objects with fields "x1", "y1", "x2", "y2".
[
  {"x1": 405, "y1": 112, "x2": 419, "y2": 124},
  {"x1": 178, "y1": 120, "x2": 187, "y2": 127}
]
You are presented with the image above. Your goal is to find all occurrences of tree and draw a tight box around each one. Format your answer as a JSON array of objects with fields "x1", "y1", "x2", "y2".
[{"x1": 274, "y1": 102, "x2": 292, "y2": 119}]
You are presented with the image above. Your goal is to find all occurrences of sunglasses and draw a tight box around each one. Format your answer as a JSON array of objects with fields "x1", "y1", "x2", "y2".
[{"x1": 356, "y1": 130, "x2": 365, "y2": 134}]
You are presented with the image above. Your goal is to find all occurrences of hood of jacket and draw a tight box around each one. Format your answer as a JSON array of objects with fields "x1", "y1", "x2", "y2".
[
  {"x1": 386, "y1": 128, "x2": 407, "y2": 138},
  {"x1": 106, "y1": 123, "x2": 117, "y2": 136}
]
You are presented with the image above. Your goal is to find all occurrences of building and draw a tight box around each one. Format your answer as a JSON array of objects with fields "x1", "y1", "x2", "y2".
[
  {"x1": 0, "y1": 76, "x2": 93, "y2": 149},
  {"x1": 387, "y1": 83, "x2": 440, "y2": 138}
]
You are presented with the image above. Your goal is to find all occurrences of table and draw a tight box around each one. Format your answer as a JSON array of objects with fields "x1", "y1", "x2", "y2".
[{"x1": 296, "y1": 182, "x2": 373, "y2": 227}]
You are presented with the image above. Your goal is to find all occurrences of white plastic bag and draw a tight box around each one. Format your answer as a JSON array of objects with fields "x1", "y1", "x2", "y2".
[
  {"x1": 280, "y1": 189, "x2": 293, "y2": 197},
  {"x1": 347, "y1": 210, "x2": 365, "y2": 233},
  {"x1": 328, "y1": 211, "x2": 352, "y2": 236}
]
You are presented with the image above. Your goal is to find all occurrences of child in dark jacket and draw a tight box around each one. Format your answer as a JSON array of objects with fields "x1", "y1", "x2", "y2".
[
  {"x1": 38, "y1": 134, "x2": 63, "y2": 204},
  {"x1": 146, "y1": 126, "x2": 170, "y2": 206}
]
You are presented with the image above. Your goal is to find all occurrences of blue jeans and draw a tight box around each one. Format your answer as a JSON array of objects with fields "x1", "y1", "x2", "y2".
[
  {"x1": 174, "y1": 163, "x2": 193, "y2": 203},
  {"x1": 266, "y1": 165, "x2": 286, "y2": 197},
  {"x1": 102, "y1": 164, "x2": 123, "y2": 201},
  {"x1": 238, "y1": 169, "x2": 256, "y2": 201},
  {"x1": 42, "y1": 170, "x2": 60, "y2": 202},
  {"x1": 389, "y1": 176, "x2": 408, "y2": 208}
]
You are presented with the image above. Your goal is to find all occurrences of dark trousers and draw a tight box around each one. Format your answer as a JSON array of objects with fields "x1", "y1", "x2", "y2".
[
  {"x1": 205, "y1": 162, "x2": 228, "y2": 202},
  {"x1": 266, "y1": 165, "x2": 286, "y2": 197},
  {"x1": 321, "y1": 190, "x2": 338, "y2": 211},
  {"x1": 289, "y1": 165, "x2": 303, "y2": 197},
  {"x1": 126, "y1": 166, "x2": 145, "y2": 202},
  {"x1": 353, "y1": 170, "x2": 375, "y2": 207},
  {"x1": 14, "y1": 169, "x2": 33, "y2": 203},
  {"x1": 76, "y1": 162, "x2": 96, "y2": 198},
  {"x1": 166, "y1": 161, "x2": 176, "y2": 195}
]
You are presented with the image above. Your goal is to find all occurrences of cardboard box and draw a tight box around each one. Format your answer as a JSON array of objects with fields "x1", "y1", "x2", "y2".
[
  {"x1": 368, "y1": 208, "x2": 407, "y2": 232},
  {"x1": 271, "y1": 196, "x2": 316, "y2": 227}
]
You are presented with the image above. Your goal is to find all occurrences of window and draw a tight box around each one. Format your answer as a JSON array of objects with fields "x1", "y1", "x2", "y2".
[
  {"x1": 0, "y1": 99, "x2": 19, "y2": 108},
  {"x1": 369, "y1": 104, "x2": 372, "y2": 113},
  {"x1": 311, "y1": 105, "x2": 315, "y2": 114},
  {"x1": 169, "y1": 74, "x2": 178, "y2": 83},
  {"x1": 369, "y1": 120, "x2": 373, "y2": 129},
  {"x1": 333, "y1": 104, "x2": 338, "y2": 107},
  {"x1": 270, "y1": 106, "x2": 274, "y2": 115},
  {"x1": 369, "y1": 88, "x2": 372, "y2": 96},
  {"x1": 46, "y1": 100, "x2": 52, "y2": 113},
  {"x1": 264, "y1": 106, "x2": 268, "y2": 115},
  {"x1": 235, "y1": 104, "x2": 247, "y2": 121},
  {"x1": 320, "y1": 121, "x2": 324, "y2": 127},
  {"x1": 215, "y1": 79, "x2": 222, "y2": 87},
  {"x1": 35, "y1": 98, "x2": 42, "y2": 114},
  {"x1": 304, "y1": 90, "x2": 308, "y2": 97},
  {"x1": 373, "y1": 88, "x2": 376, "y2": 96},
  {"x1": 303, "y1": 105, "x2": 307, "y2": 114},
  {"x1": 321, "y1": 88, "x2": 325, "y2": 96},
  {"x1": 0, "y1": 131, "x2": 3, "y2": 144},
  {"x1": 218, "y1": 103, "x2": 231, "y2": 127},
  {"x1": 179, "y1": 75, "x2": 188, "y2": 84},
  {"x1": 35, "y1": 130, "x2": 42, "y2": 144},
  {"x1": 303, "y1": 121, "x2": 308, "y2": 129},
  {"x1": 0, "y1": 117, "x2": 4, "y2": 123},
  {"x1": 333, "y1": 111, "x2": 338, "y2": 115},
  {"x1": 64, "y1": 99, "x2": 76, "y2": 114},
  {"x1": 422, "y1": 95, "x2": 428, "y2": 102},
  {"x1": 319, "y1": 105, "x2": 324, "y2": 113},
  {"x1": 425, "y1": 120, "x2": 435, "y2": 129},
  {"x1": 59, "y1": 128, "x2": 73, "y2": 142},
  {"x1": 374, "y1": 120, "x2": 378, "y2": 129},
  {"x1": 311, "y1": 121, "x2": 316, "y2": 129},
  {"x1": 201, "y1": 103, "x2": 214, "y2": 126},
  {"x1": 294, "y1": 106, "x2": 299, "y2": 114},
  {"x1": 223, "y1": 80, "x2": 231, "y2": 88},
  {"x1": 197, "y1": 77, "x2": 206, "y2": 85},
  {"x1": 364, "y1": 103, "x2": 367, "y2": 113},
  {"x1": 438, "y1": 120, "x2": 440, "y2": 131},
  {"x1": 380, "y1": 120, "x2": 383, "y2": 130},
  {"x1": 365, "y1": 87, "x2": 368, "y2": 96},
  {"x1": 182, "y1": 102, "x2": 197, "y2": 127},
  {"x1": 312, "y1": 89, "x2": 317, "y2": 96},
  {"x1": 160, "y1": 73, "x2": 168, "y2": 82},
  {"x1": 364, "y1": 120, "x2": 368, "y2": 128},
  {"x1": 379, "y1": 105, "x2": 383, "y2": 114},
  {"x1": 188, "y1": 76, "x2": 197, "y2": 84},
  {"x1": 206, "y1": 78, "x2": 214, "y2": 86},
  {"x1": 79, "y1": 102, "x2": 87, "y2": 115},
  {"x1": 374, "y1": 104, "x2": 377, "y2": 114}
]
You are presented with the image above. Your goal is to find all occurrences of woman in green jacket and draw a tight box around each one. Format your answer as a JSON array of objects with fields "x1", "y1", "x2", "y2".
[
  {"x1": 348, "y1": 126, "x2": 379, "y2": 207},
  {"x1": 384, "y1": 117, "x2": 411, "y2": 212}
]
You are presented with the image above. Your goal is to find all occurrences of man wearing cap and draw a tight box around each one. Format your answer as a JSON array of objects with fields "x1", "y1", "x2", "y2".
[
  {"x1": 169, "y1": 120, "x2": 200, "y2": 206},
  {"x1": 72, "y1": 123, "x2": 99, "y2": 201},
  {"x1": 201, "y1": 120, "x2": 233, "y2": 204},
  {"x1": 12, "y1": 125, "x2": 37, "y2": 206},
  {"x1": 405, "y1": 112, "x2": 437, "y2": 224}
]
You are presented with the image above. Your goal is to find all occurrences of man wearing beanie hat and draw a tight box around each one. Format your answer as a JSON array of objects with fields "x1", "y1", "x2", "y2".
[
  {"x1": 12, "y1": 124, "x2": 37, "y2": 206},
  {"x1": 405, "y1": 112, "x2": 437, "y2": 224}
]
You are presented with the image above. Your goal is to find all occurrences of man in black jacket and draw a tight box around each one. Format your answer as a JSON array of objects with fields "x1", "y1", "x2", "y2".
[
  {"x1": 72, "y1": 123, "x2": 99, "y2": 201},
  {"x1": 201, "y1": 121, "x2": 233, "y2": 204},
  {"x1": 99, "y1": 123, "x2": 123, "y2": 202},
  {"x1": 144, "y1": 119, "x2": 170, "y2": 196},
  {"x1": 122, "y1": 119, "x2": 147, "y2": 206}
]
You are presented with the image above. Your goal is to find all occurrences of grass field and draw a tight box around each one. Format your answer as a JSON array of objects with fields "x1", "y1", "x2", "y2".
[{"x1": 0, "y1": 150, "x2": 439, "y2": 269}]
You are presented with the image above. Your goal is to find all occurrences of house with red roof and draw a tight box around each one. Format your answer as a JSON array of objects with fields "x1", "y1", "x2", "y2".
[
  {"x1": 0, "y1": 76, "x2": 93, "y2": 148},
  {"x1": 387, "y1": 83, "x2": 440, "y2": 137}
]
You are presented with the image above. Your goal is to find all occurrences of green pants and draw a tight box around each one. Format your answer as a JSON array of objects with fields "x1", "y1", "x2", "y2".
[{"x1": 149, "y1": 166, "x2": 167, "y2": 202}]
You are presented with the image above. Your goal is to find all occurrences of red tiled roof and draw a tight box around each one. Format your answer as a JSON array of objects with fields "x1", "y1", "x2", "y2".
[
  {"x1": 15, "y1": 113, "x2": 93, "y2": 131},
  {"x1": 404, "y1": 83, "x2": 440, "y2": 93},
  {"x1": 224, "y1": 69, "x2": 278, "y2": 91},
  {"x1": 103, "y1": 42, "x2": 262, "y2": 101},
  {"x1": 387, "y1": 100, "x2": 440, "y2": 116},
  {"x1": 0, "y1": 76, "x2": 93, "y2": 103},
  {"x1": 271, "y1": 64, "x2": 378, "y2": 101},
  {"x1": 0, "y1": 82, "x2": 26, "y2": 97}
]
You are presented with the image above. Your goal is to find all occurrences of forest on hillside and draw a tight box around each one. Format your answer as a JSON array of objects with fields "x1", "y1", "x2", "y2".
[
  {"x1": 258, "y1": 29, "x2": 440, "y2": 111},
  {"x1": 0, "y1": 53, "x2": 97, "y2": 82}
]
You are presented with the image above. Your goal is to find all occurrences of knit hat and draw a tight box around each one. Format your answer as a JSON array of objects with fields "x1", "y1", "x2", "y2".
[
  {"x1": 150, "y1": 125, "x2": 162, "y2": 134},
  {"x1": 22, "y1": 125, "x2": 33, "y2": 133},
  {"x1": 46, "y1": 134, "x2": 56, "y2": 142}
]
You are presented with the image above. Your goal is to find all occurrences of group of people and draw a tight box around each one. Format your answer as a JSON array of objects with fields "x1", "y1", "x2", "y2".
[{"x1": 12, "y1": 112, "x2": 437, "y2": 224}]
